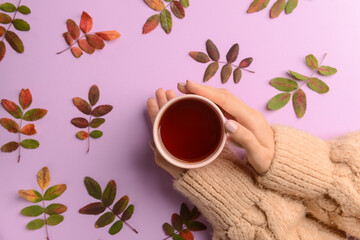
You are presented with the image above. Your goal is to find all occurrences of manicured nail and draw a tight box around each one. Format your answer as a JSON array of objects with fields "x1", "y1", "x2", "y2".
[
  {"x1": 224, "y1": 120, "x2": 238, "y2": 134},
  {"x1": 178, "y1": 82, "x2": 186, "y2": 86},
  {"x1": 187, "y1": 80, "x2": 195, "y2": 84}
]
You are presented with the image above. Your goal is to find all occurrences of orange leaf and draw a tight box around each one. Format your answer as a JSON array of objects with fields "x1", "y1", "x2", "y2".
[
  {"x1": 144, "y1": 0, "x2": 165, "y2": 11},
  {"x1": 66, "y1": 19, "x2": 80, "y2": 39},
  {"x1": 19, "y1": 89, "x2": 32, "y2": 110},
  {"x1": 86, "y1": 34, "x2": 105, "y2": 49},
  {"x1": 21, "y1": 124, "x2": 36, "y2": 135},
  {"x1": 78, "y1": 39, "x2": 95, "y2": 54},
  {"x1": 0, "y1": 26, "x2": 5, "y2": 37},
  {"x1": 76, "y1": 131, "x2": 88, "y2": 140},
  {"x1": 0, "y1": 40, "x2": 5, "y2": 62},
  {"x1": 80, "y1": 11, "x2": 93, "y2": 34},
  {"x1": 95, "y1": 31, "x2": 120, "y2": 41},
  {"x1": 143, "y1": 14, "x2": 160, "y2": 34},
  {"x1": 180, "y1": 229, "x2": 194, "y2": 240},
  {"x1": 247, "y1": 0, "x2": 270, "y2": 13},
  {"x1": 71, "y1": 47, "x2": 83, "y2": 58},
  {"x1": 0, "y1": 118, "x2": 19, "y2": 133},
  {"x1": 270, "y1": 0, "x2": 286, "y2": 18},
  {"x1": 63, "y1": 32, "x2": 73, "y2": 46}
]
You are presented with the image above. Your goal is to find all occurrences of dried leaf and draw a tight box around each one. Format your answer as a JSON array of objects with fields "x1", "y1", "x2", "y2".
[
  {"x1": 233, "y1": 68, "x2": 242, "y2": 83},
  {"x1": 163, "y1": 223, "x2": 174, "y2": 236},
  {"x1": 180, "y1": 203, "x2": 191, "y2": 223},
  {"x1": 171, "y1": 1, "x2": 185, "y2": 19},
  {"x1": 84, "y1": 176, "x2": 102, "y2": 200},
  {"x1": 27, "y1": 219, "x2": 44, "y2": 230},
  {"x1": 5, "y1": 31, "x2": 24, "y2": 53},
  {"x1": 18, "y1": 5, "x2": 31, "y2": 15},
  {"x1": 206, "y1": 39, "x2": 220, "y2": 61},
  {"x1": 79, "y1": 202, "x2": 106, "y2": 215},
  {"x1": 71, "y1": 47, "x2": 83, "y2": 58},
  {"x1": 1, "y1": 99, "x2": 22, "y2": 118},
  {"x1": 78, "y1": 39, "x2": 95, "y2": 54},
  {"x1": 80, "y1": 11, "x2": 93, "y2": 34},
  {"x1": 144, "y1": 0, "x2": 165, "y2": 11},
  {"x1": 88, "y1": 85, "x2": 100, "y2": 106},
  {"x1": 305, "y1": 54, "x2": 318, "y2": 70},
  {"x1": 20, "y1": 139, "x2": 39, "y2": 149},
  {"x1": 0, "y1": 3, "x2": 16, "y2": 12},
  {"x1": 113, "y1": 195, "x2": 129, "y2": 215},
  {"x1": 121, "y1": 204, "x2": 134, "y2": 221},
  {"x1": 247, "y1": 0, "x2": 270, "y2": 13},
  {"x1": 270, "y1": 0, "x2": 286, "y2": 18},
  {"x1": 189, "y1": 51, "x2": 210, "y2": 63},
  {"x1": 19, "y1": 89, "x2": 32, "y2": 110},
  {"x1": 90, "y1": 130, "x2": 103, "y2": 139},
  {"x1": 21, "y1": 205, "x2": 44, "y2": 216},
  {"x1": 1, "y1": 141, "x2": 19, "y2": 152},
  {"x1": 318, "y1": 66, "x2": 337, "y2": 76},
  {"x1": 0, "y1": 118, "x2": 19, "y2": 133},
  {"x1": 91, "y1": 105, "x2": 113, "y2": 117},
  {"x1": 37, "y1": 166, "x2": 50, "y2": 191},
  {"x1": 267, "y1": 93, "x2": 291, "y2": 110},
  {"x1": 73, "y1": 97, "x2": 92, "y2": 115},
  {"x1": 44, "y1": 184, "x2": 67, "y2": 200},
  {"x1": 76, "y1": 131, "x2": 89, "y2": 140},
  {"x1": 143, "y1": 14, "x2": 160, "y2": 34},
  {"x1": 293, "y1": 89, "x2": 306, "y2": 118},
  {"x1": 0, "y1": 26, "x2": 5, "y2": 37},
  {"x1": 221, "y1": 64, "x2": 232, "y2": 84},
  {"x1": 0, "y1": 40, "x2": 5, "y2": 62},
  {"x1": 63, "y1": 32, "x2": 73, "y2": 46},
  {"x1": 89, "y1": 118, "x2": 105, "y2": 128},
  {"x1": 18, "y1": 189, "x2": 42, "y2": 203},
  {"x1": 307, "y1": 77, "x2": 329, "y2": 93},
  {"x1": 95, "y1": 212, "x2": 115, "y2": 228},
  {"x1": 109, "y1": 220, "x2": 123, "y2": 235},
  {"x1": 66, "y1": 19, "x2": 80, "y2": 39},
  {"x1": 191, "y1": 207, "x2": 200, "y2": 220},
  {"x1": 180, "y1": 229, "x2": 194, "y2": 240},
  {"x1": 21, "y1": 124, "x2": 37, "y2": 135},
  {"x1": 270, "y1": 77, "x2": 298, "y2": 92},
  {"x1": 102, "y1": 180, "x2": 116, "y2": 207},
  {"x1": 71, "y1": 117, "x2": 89, "y2": 128},
  {"x1": 186, "y1": 220, "x2": 207, "y2": 231},
  {"x1": 96, "y1": 31, "x2": 121, "y2": 41},
  {"x1": 47, "y1": 214, "x2": 64, "y2": 226},
  {"x1": 203, "y1": 62, "x2": 219, "y2": 82},
  {"x1": 172, "y1": 213, "x2": 183, "y2": 231},
  {"x1": 13, "y1": 19, "x2": 30, "y2": 31},
  {"x1": 0, "y1": 12, "x2": 11, "y2": 24},
  {"x1": 23, "y1": 108, "x2": 48, "y2": 121},
  {"x1": 173, "y1": 235, "x2": 185, "y2": 240},
  {"x1": 285, "y1": 0, "x2": 298, "y2": 14},
  {"x1": 160, "y1": 9, "x2": 172, "y2": 34},
  {"x1": 86, "y1": 34, "x2": 105, "y2": 49},
  {"x1": 239, "y1": 57, "x2": 253, "y2": 68},
  {"x1": 288, "y1": 70, "x2": 308, "y2": 80},
  {"x1": 226, "y1": 43, "x2": 239, "y2": 63},
  {"x1": 180, "y1": 0, "x2": 189, "y2": 8},
  {"x1": 45, "y1": 204, "x2": 67, "y2": 215}
]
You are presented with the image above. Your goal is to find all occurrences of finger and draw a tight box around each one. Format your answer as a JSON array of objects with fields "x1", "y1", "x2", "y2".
[
  {"x1": 147, "y1": 97, "x2": 159, "y2": 125},
  {"x1": 177, "y1": 82, "x2": 191, "y2": 94},
  {"x1": 165, "y1": 90, "x2": 176, "y2": 100},
  {"x1": 155, "y1": 88, "x2": 168, "y2": 108}
]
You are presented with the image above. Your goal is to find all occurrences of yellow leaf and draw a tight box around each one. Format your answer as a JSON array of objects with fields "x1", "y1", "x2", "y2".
[
  {"x1": 18, "y1": 189, "x2": 42, "y2": 203},
  {"x1": 37, "y1": 167, "x2": 50, "y2": 190}
]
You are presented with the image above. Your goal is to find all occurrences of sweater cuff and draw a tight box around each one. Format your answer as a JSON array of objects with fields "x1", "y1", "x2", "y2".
[{"x1": 257, "y1": 125, "x2": 335, "y2": 199}]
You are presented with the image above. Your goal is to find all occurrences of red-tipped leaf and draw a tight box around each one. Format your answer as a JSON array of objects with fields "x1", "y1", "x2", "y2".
[
  {"x1": 247, "y1": 0, "x2": 270, "y2": 13},
  {"x1": 270, "y1": 0, "x2": 286, "y2": 18},
  {"x1": 80, "y1": 11, "x2": 93, "y2": 33},
  {"x1": 20, "y1": 124, "x2": 36, "y2": 135},
  {"x1": 0, "y1": 118, "x2": 19, "y2": 133},
  {"x1": 1, "y1": 99, "x2": 22, "y2": 119},
  {"x1": 73, "y1": 97, "x2": 92, "y2": 115},
  {"x1": 19, "y1": 89, "x2": 32, "y2": 110},
  {"x1": 142, "y1": 14, "x2": 160, "y2": 34},
  {"x1": 292, "y1": 89, "x2": 306, "y2": 118}
]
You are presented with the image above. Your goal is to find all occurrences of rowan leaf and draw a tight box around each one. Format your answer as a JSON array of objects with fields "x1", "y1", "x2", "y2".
[
  {"x1": 78, "y1": 39, "x2": 95, "y2": 54},
  {"x1": 79, "y1": 202, "x2": 106, "y2": 215},
  {"x1": 84, "y1": 176, "x2": 102, "y2": 200},
  {"x1": 18, "y1": 189, "x2": 42, "y2": 203},
  {"x1": 180, "y1": 0, "x2": 189, "y2": 8},
  {"x1": 0, "y1": 118, "x2": 19, "y2": 133},
  {"x1": 160, "y1": 9, "x2": 172, "y2": 34},
  {"x1": 288, "y1": 70, "x2": 308, "y2": 80},
  {"x1": 233, "y1": 68, "x2": 242, "y2": 83},
  {"x1": 239, "y1": 57, "x2": 253, "y2": 68},
  {"x1": 171, "y1": 1, "x2": 185, "y2": 19},
  {"x1": 89, "y1": 118, "x2": 105, "y2": 128},
  {"x1": 0, "y1": 27, "x2": 5, "y2": 37},
  {"x1": 173, "y1": 235, "x2": 185, "y2": 240},
  {"x1": 95, "y1": 31, "x2": 120, "y2": 41},
  {"x1": 109, "y1": 220, "x2": 123, "y2": 235},
  {"x1": 172, "y1": 213, "x2": 183, "y2": 231},
  {"x1": 88, "y1": 85, "x2": 100, "y2": 106},
  {"x1": 86, "y1": 34, "x2": 105, "y2": 49},
  {"x1": 0, "y1": 3, "x2": 16, "y2": 12},
  {"x1": 270, "y1": 78, "x2": 298, "y2": 92},
  {"x1": 1, "y1": 99, "x2": 22, "y2": 118},
  {"x1": 113, "y1": 195, "x2": 129, "y2": 215},
  {"x1": 71, "y1": 47, "x2": 83, "y2": 58},
  {"x1": 20, "y1": 139, "x2": 39, "y2": 149},
  {"x1": 180, "y1": 203, "x2": 191, "y2": 223},
  {"x1": 95, "y1": 212, "x2": 115, "y2": 228},
  {"x1": 23, "y1": 109, "x2": 48, "y2": 121},
  {"x1": 191, "y1": 207, "x2": 200, "y2": 220},
  {"x1": 318, "y1": 66, "x2": 337, "y2": 76},
  {"x1": 27, "y1": 219, "x2": 44, "y2": 230},
  {"x1": 5, "y1": 31, "x2": 24, "y2": 53},
  {"x1": 63, "y1": 32, "x2": 73, "y2": 46},
  {"x1": 0, "y1": 12, "x2": 11, "y2": 24},
  {"x1": 90, "y1": 130, "x2": 103, "y2": 139},
  {"x1": 267, "y1": 93, "x2": 291, "y2": 110},
  {"x1": 80, "y1": 11, "x2": 93, "y2": 33},
  {"x1": 305, "y1": 54, "x2": 318, "y2": 70},
  {"x1": 270, "y1": 0, "x2": 286, "y2": 18},
  {"x1": 226, "y1": 43, "x2": 239, "y2": 63},
  {"x1": 21, "y1": 205, "x2": 44, "y2": 217},
  {"x1": 91, "y1": 105, "x2": 113, "y2": 117},
  {"x1": 206, "y1": 39, "x2": 220, "y2": 61},
  {"x1": 45, "y1": 204, "x2": 67, "y2": 215},
  {"x1": 203, "y1": 62, "x2": 219, "y2": 82},
  {"x1": 73, "y1": 97, "x2": 92, "y2": 115},
  {"x1": 37, "y1": 166, "x2": 50, "y2": 191},
  {"x1": 186, "y1": 220, "x2": 207, "y2": 231},
  {"x1": 307, "y1": 77, "x2": 329, "y2": 93},
  {"x1": 144, "y1": 0, "x2": 165, "y2": 11},
  {"x1": 66, "y1": 19, "x2": 80, "y2": 39},
  {"x1": 71, "y1": 117, "x2": 89, "y2": 128},
  {"x1": 1, "y1": 141, "x2": 19, "y2": 152},
  {"x1": 0, "y1": 40, "x2": 5, "y2": 62},
  {"x1": 247, "y1": 0, "x2": 270, "y2": 13},
  {"x1": 47, "y1": 214, "x2": 64, "y2": 226},
  {"x1": 143, "y1": 14, "x2": 160, "y2": 34},
  {"x1": 76, "y1": 131, "x2": 88, "y2": 140},
  {"x1": 44, "y1": 184, "x2": 67, "y2": 200},
  {"x1": 121, "y1": 204, "x2": 134, "y2": 221},
  {"x1": 293, "y1": 89, "x2": 306, "y2": 118},
  {"x1": 180, "y1": 229, "x2": 194, "y2": 240},
  {"x1": 17, "y1": 5, "x2": 31, "y2": 15},
  {"x1": 163, "y1": 223, "x2": 174, "y2": 236},
  {"x1": 221, "y1": 64, "x2": 232, "y2": 84},
  {"x1": 13, "y1": 19, "x2": 30, "y2": 31},
  {"x1": 102, "y1": 180, "x2": 116, "y2": 207},
  {"x1": 19, "y1": 89, "x2": 32, "y2": 110},
  {"x1": 285, "y1": 0, "x2": 298, "y2": 14},
  {"x1": 21, "y1": 124, "x2": 36, "y2": 135},
  {"x1": 189, "y1": 51, "x2": 210, "y2": 63}
]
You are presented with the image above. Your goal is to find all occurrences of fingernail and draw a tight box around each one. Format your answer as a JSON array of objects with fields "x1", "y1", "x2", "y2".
[
  {"x1": 178, "y1": 82, "x2": 186, "y2": 86},
  {"x1": 187, "y1": 80, "x2": 194, "y2": 84},
  {"x1": 225, "y1": 120, "x2": 238, "y2": 134}
]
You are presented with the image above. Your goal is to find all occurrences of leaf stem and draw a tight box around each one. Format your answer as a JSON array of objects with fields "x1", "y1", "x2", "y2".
[
  {"x1": 297, "y1": 53, "x2": 327, "y2": 90},
  {"x1": 0, "y1": 0, "x2": 22, "y2": 42},
  {"x1": 106, "y1": 206, "x2": 138, "y2": 234},
  {"x1": 41, "y1": 189, "x2": 50, "y2": 240},
  {"x1": 17, "y1": 118, "x2": 22, "y2": 163},
  {"x1": 87, "y1": 115, "x2": 92, "y2": 153},
  {"x1": 56, "y1": 34, "x2": 86, "y2": 55},
  {"x1": 218, "y1": 61, "x2": 255, "y2": 73}
]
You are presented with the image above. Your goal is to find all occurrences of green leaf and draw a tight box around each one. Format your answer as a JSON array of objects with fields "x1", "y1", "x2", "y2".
[
  {"x1": 0, "y1": 3, "x2": 16, "y2": 12},
  {"x1": 89, "y1": 118, "x2": 105, "y2": 128},
  {"x1": 102, "y1": 180, "x2": 116, "y2": 207},
  {"x1": 0, "y1": 118, "x2": 19, "y2": 133},
  {"x1": 221, "y1": 63, "x2": 232, "y2": 84},
  {"x1": 0, "y1": 12, "x2": 12, "y2": 23},
  {"x1": 171, "y1": 1, "x2": 185, "y2": 19},
  {"x1": 20, "y1": 139, "x2": 39, "y2": 149},
  {"x1": 23, "y1": 109, "x2": 48, "y2": 121},
  {"x1": 5, "y1": 31, "x2": 24, "y2": 53},
  {"x1": 84, "y1": 176, "x2": 102, "y2": 200},
  {"x1": 73, "y1": 97, "x2": 92, "y2": 115},
  {"x1": 71, "y1": 117, "x2": 88, "y2": 128},
  {"x1": 79, "y1": 202, "x2": 106, "y2": 215},
  {"x1": 45, "y1": 204, "x2": 67, "y2": 215},
  {"x1": 76, "y1": 131, "x2": 88, "y2": 140},
  {"x1": 267, "y1": 93, "x2": 291, "y2": 110},
  {"x1": 44, "y1": 184, "x2": 67, "y2": 200},
  {"x1": 270, "y1": 78, "x2": 298, "y2": 92},
  {"x1": 13, "y1": 19, "x2": 30, "y2": 31},
  {"x1": 95, "y1": 212, "x2": 115, "y2": 228},
  {"x1": 288, "y1": 70, "x2": 308, "y2": 80},
  {"x1": 186, "y1": 220, "x2": 207, "y2": 231},
  {"x1": 172, "y1": 213, "x2": 183, "y2": 231},
  {"x1": 206, "y1": 39, "x2": 220, "y2": 61},
  {"x1": 318, "y1": 65, "x2": 337, "y2": 76},
  {"x1": 47, "y1": 214, "x2": 64, "y2": 226},
  {"x1": 173, "y1": 234, "x2": 185, "y2": 240},
  {"x1": 285, "y1": 0, "x2": 298, "y2": 14},
  {"x1": 27, "y1": 219, "x2": 44, "y2": 230},
  {"x1": 109, "y1": 220, "x2": 123, "y2": 235},
  {"x1": 88, "y1": 85, "x2": 100, "y2": 106},
  {"x1": 21, "y1": 205, "x2": 44, "y2": 216},
  {"x1": 91, "y1": 105, "x2": 113, "y2": 117},
  {"x1": 121, "y1": 204, "x2": 134, "y2": 221},
  {"x1": 226, "y1": 43, "x2": 239, "y2": 63},
  {"x1": 180, "y1": 0, "x2": 189, "y2": 7},
  {"x1": 189, "y1": 51, "x2": 210, "y2": 63},
  {"x1": 160, "y1": 9, "x2": 172, "y2": 34},
  {"x1": 1, "y1": 141, "x2": 19, "y2": 152},
  {"x1": 113, "y1": 195, "x2": 129, "y2": 215},
  {"x1": 90, "y1": 130, "x2": 103, "y2": 138},
  {"x1": 305, "y1": 54, "x2": 318, "y2": 70},
  {"x1": 163, "y1": 223, "x2": 174, "y2": 236},
  {"x1": 307, "y1": 78, "x2": 329, "y2": 94},
  {"x1": 270, "y1": 0, "x2": 286, "y2": 18},
  {"x1": 18, "y1": 189, "x2": 42, "y2": 203},
  {"x1": 17, "y1": 5, "x2": 31, "y2": 14},
  {"x1": 247, "y1": 0, "x2": 270, "y2": 13},
  {"x1": 180, "y1": 203, "x2": 191, "y2": 224},
  {"x1": 233, "y1": 68, "x2": 242, "y2": 84},
  {"x1": 203, "y1": 62, "x2": 219, "y2": 82},
  {"x1": 292, "y1": 89, "x2": 306, "y2": 118},
  {"x1": 1, "y1": 99, "x2": 22, "y2": 119}
]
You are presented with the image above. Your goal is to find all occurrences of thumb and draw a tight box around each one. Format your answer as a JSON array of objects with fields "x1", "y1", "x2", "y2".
[{"x1": 224, "y1": 120, "x2": 260, "y2": 153}]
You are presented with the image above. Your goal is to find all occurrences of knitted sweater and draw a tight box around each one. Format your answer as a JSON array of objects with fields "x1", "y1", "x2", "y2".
[{"x1": 164, "y1": 126, "x2": 360, "y2": 240}]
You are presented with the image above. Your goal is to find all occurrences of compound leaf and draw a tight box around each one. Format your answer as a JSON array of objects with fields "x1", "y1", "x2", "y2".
[
  {"x1": 84, "y1": 176, "x2": 102, "y2": 200},
  {"x1": 267, "y1": 93, "x2": 291, "y2": 110}
]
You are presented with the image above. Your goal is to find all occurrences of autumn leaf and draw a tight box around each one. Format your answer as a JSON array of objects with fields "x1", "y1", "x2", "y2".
[
  {"x1": 171, "y1": 1, "x2": 185, "y2": 19},
  {"x1": 247, "y1": 0, "x2": 270, "y2": 13},
  {"x1": 73, "y1": 97, "x2": 92, "y2": 115},
  {"x1": 189, "y1": 52, "x2": 210, "y2": 63},
  {"x1": 21, "y1": 205, "x2": 44, "y2": 217},
  {"x1": 86, "y1": 34, "x2": 105, "y2": 49},
  {"x1": 18, "y1": 190, "x2": 42, "y2": 203},
  {"x1": 21, "y1": 124, "x2": 37, "y2": 135},
  {"x1": 233, "y1": 68, "x2": 242, "y2": 83},
  {"x1": 180, "y1": 0, "x2": 189, "y2": 7},
  {"x1": 180, "y1": 229, "x2": 194, "y2": 240},
  {"x1": 226, "y1": 43, "x2": 239, "y2": 63},
  {"x1": 307, "y1": 77, "x2": 329, "y2": 93},
  {"x1": 270, "y1": 0, "x2": 286, "y2": 18},
  {"x1": 88, "y1": 85, "x2": 100, "y2": 106},
  {"x1": 102, "y1": 180, "x2": 117, "y2": 207},
  {"x1": 206, "y1": 39, "x2": 220, "y2": 61},
  {"x1": 285, "y1": 0, "x2": 298, "y2": 14},
  {"x1": 142, "y1": 14, "x2": 160, "y2": 34},
  {"x1": 78, "y1": 39, "x2": 95, "y2": 54},
  {"x1": 0, "y1": 26, "x2": 5, "y2": 37},
  {"x1": 19, "y1": 89, "x2": 32, "y2": 110},
  {"x1": 305, "y1": 54, "x2": 318, "y2": 70},
  {"x1": 0, "y1": 118, "x2": 19, "y2": 133},
  {"x1": 79, "y1": 202, "x2": 106, "y2": 215},
  {"x1": 0, "y1": 3, "x2": 16, "y2": 12},
  {"x1": 71, "y1": 117, "x2": 89, "y2": 128},
  {"x1": 63, "y1": 32, "x2": 73, "y2": 45},
  {"x1": 203, "y1": 62, "x2": 219, "y2": 82},
  {"x1": 96, "y1": 31, "x2": 121, "y2": 41},
  {"x1": 221, "y1": 64, "x2": 232, "y2": 84},
  {"x1": 267, "y1": 93, "x2": 291, "y2": 110},
  {"x1": 5, "y1": 31, "x2": 24, "y2": 53},
  {"x1": 144, "y1": 0, "x2": 165, "y2": 11},
  {"x1": 293, "y1": 89, "x2": 306, "y2": 118},
  {"x1": 270, "y1": 78, "x2": 298, "y2": 92},
  {"x1": 96, "y1": 212, "x2": 115, "y2": 228},
  {"x1": 186, "y1": 221, "x2": 207, "y2": 231},
  {"x1": 91, "y1": 105, "x2": 113, "y2": 117},
  {"x1": 37, "y1": 167, "x2": 50, "y2": 191},
  {"x1": 172, "y1": 213, "x2": 183, "y2": 231},
  {"x1": 27, "y1": 219, "x2": 45, "y2": 230},
  {"x1": 89, "y1": 118, "x2": 105, "y2": 128},
  {"x1": 109, "y1": 221, "x2": 123, "y2": 235},
  {"x1": 121, "y1": 204, "x2": 134, "y2": 221},
  {"x1": 23, "y1": 109, "x2": 48, "y2": 121},
  {"x1": 113, "y1": 195, "x2": 129, "y2": 215},
  {"x1": 288, "y1": 70, "x2": 308, "y2": 80},
  {"x1": 0, "y1": 41, "x2": 5, "y2": 62},
  {"x1": 239, "y1": 57, "x2": 253, "y2": 68},
  {"x1": 66, "y1": 19, "x2": 80, "y2": 39},
  {"x1": 160, "y1": 9, "x2": 172, "y2": 34},
  {"x1": 90, "y1": 130, "x2": 103, "y2": 138},
  {"x1": 20, "y1": 139, "x2": 39, "y2": 149},
  {"x1": 80, "y1": 11, "x2": 93, "y2": 34},
  {"x1": 13, "y1": 19, "x2": 30, "y2": 31},
  {"x1": 47, "y1": 214, "x2": 64, "y2": 226},
  {"x1": 0, "y1": 12, "x2": 11, "y2": 24},
  {"x1": 1, "y1": 99, "x2": 22, "y2": 118},
  {"x1": 71, "y1": 47, "x2": 83, "y2": 58},
  {"x1": 44, "y1": 184, "x2": 67, "y2": 200},
  {"x1": 45, "y1": 204, "x2": 67, "y2": 215},
  {"x1": 318, "y1": 66, "x2": 337, "y2": 76},
  {"x1": 18, "y1": 5, "x2": 31, "y2": 15},
  {"x1": 84, "y1": 176, "x2": 102, "y2": 200},
  {"x1": 1, "y1": 141, "x2": 19, "y2": 152},
  {"x1": 76, "y1": 131, "x2": 89, "y2": 140}
]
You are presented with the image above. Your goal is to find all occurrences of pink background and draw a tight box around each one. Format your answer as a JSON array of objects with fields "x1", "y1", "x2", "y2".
[{"x1": 1, "y1": 0, "x2": 360, "y2": 239}]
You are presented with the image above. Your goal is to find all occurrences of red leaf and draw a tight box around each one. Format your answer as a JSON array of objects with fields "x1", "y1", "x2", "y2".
[
  {"x1": 71, "y1": 47, "x2": 83, "y2": 58},
  {"x1": 1, "y1": 141, "x2": 19, "y2": 152},
  {"x1": 88, "y1": 85, "x2": 99, "y2": 106},
  {"x1": 142, "y1": 14, "x2": 160, "y2": 34},
  {"x1": 189, "y1": 51, "x2": 210, "y2": 63},
  {"x1": 76, "y1": 131, "x2": 89, "y2": 140},
  {"x1": 0, "y1": 118, "x2": 19, "y2": 133},
  {"x1": 19, "y1": 89, "x2": 32, "y2": 110},
  {"x1": 0, "y1": 12, "x2": 11, "y2": 24},
  {"x1": 1, "y1": 99, "x2": 22, "y2": 119},
  {"x1": 292, "y1": 89, "x2": 306, "y2": 118},
  {"x1": 73, "y1": 97, "x2": 92, "y2": 115},
  {"x1": 80, "y1": 11, "x2": 93, "y2": 34},
  {"x1": 63, "y1": 32, "x2": 73, "y2": 46},
  {"x1": 86, "y1": 34, "x2": 105, "y2": 49},
  {"x1": 20, "y1": 124, "x2": 36, "y2": 135},
  {"x1": 247, "y1": 0, "x2": 270, "y2": 13},
  {"x1": 239, "y1": 57, "x2": 253, "y2": 68},
  {"x1": 66, "y1": 19, "x2": 80, "y2": 39},
  {"x1": 206, "y1": 39, "x2": 220, "y2": 61},
  {"x1": 270, "y1": 0, "x2": 286, "y2": 18},
  {"x1": 71, "y1": 117, "x2": 89, "y2": 128},
  {"x1": 78, "y1": 39, "x2": 95, "y2": 54},
  {"x1": 91, "y1": 105, "x2": 113, "y2": 117},
  {"x1": 226, "y1": 43, "x2": 239, "y2": 63},
  {"x1": 79, "y1": 202, "x2": 106, "y2": 215},
  {"x1": 0, "y1": 40, "x2": 5, "y2": 62},
  {"x1": 0, "y1": 26, "x2": 5, "y2": 37},
  {"x1": 95, "y1": 31, "x2": 120, "y2": 41},
  {"x1": 180, "y1": 229, "x2": 194, "y2": 240},
  {"x1": 171, "y1": 1, "x2": 185, "y2": 19}
]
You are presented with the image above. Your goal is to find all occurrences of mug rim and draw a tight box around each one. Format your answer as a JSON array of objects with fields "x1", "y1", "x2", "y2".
[{"x1": 153, "y1": 94, "x2": 226, "y2": 169}]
